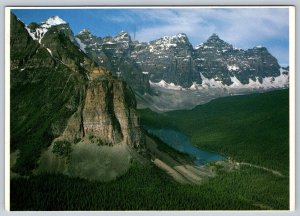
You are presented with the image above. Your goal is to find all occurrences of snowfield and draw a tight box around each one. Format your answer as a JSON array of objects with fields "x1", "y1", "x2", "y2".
[
  {"x1": 137, "y1": 68, "x2": 289, "y2": 112},
  {"x1": 149, "y1": 69, "x2": 288, "y2": 91}
]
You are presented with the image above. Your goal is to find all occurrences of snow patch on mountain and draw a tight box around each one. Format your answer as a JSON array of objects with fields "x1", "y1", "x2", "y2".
[
  {"x1": 189, "y1": 82, "x2": 199, "y2": 90},
  {"x1": 229, "y1": 76, "x2": 243, "y2": 87},
  {"x1": 262, "y1": 69, "x2": 289, "y2": 88},
  {"x1": 75, "y1": 37, "x2": 87, "y2": 53},
  {"x1": 228, "y1": 69, "x2": 288, "y2": 89},
  {"x1": 46, "y1": 48, "x2": 53, "y2": 56},
  {"x1": 25, "y1": 26, "x2": 48, "y2": 43},
  {"x1": 200, "y1": 73, "x2": 225, "y2": 88},
  {"x1": 227, "y1": 65, "x2": 239, "y2": 71},
  {"x1": 150, "y1": 80, "x2": 184, "y2": 90},
  {"x1": 105, "y1": 41, "x2": 116, "y2": 45},
  {"x1": 195, "y1": 43, "x2": 203, "y2": 50},
  {"x1": 79, "y1": 28, "x2": 91, "y2": 35},
  {"x1": 115, "y1": 31, "x2": 130, "y2": 41}
]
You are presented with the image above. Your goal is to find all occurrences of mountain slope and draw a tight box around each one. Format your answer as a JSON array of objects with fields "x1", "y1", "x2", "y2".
[
  {"x1": 10, "y1": 13, "x2": 143, "y2": 177},
  {"x1": 11, "y1": 13, "x2": 86, "y2": 174}
]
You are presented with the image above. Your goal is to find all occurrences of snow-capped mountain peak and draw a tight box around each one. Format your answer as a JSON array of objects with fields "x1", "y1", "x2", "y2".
[
  {"x1": 79, "y1": 28, "x2": 91, "y2": 35},
  {"x1": 25, "y1": 16, "x2": 68, "y2": 44},
  {"x1": 45, "y1": 16, "x2": 67, "y2": 26},
  {"x1": 147, "y1": 33, "x2": 192, "y2": 53},
  {"x1": 158, "y1": 33, "x2": 189, "y2": 44},
  {"x1": 253, "y1": 45, "x2": 267, "y2": 51},
  {"x1": 115, "y1": 31, "x2": 131, "y2": 41}
]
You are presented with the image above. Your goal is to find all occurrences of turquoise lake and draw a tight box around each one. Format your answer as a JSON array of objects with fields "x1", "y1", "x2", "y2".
[{"x1": 145, "y1": 126, "x2": 225, "y2": 165}]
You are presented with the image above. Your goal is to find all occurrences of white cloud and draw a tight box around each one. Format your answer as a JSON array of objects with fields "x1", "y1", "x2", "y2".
[
  {"x1": 129, "y1": 8, "x2": 289, "y2": 46},
  {"x1": 210, "y1": 8, "x2": 289, "y2": 47},
  {"x1": 104, "y1": 8, "x2": 289, "y2": 64}
]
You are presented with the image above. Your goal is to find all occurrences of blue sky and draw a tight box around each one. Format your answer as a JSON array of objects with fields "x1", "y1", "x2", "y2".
[{"x1": 12, "y1": 8, "x2": 289, "y2": 65}]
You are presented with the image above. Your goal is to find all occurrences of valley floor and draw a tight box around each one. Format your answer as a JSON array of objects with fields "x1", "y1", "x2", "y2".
[{"x1": 146, "y1": 135, "x2": 216, "y2": 184}]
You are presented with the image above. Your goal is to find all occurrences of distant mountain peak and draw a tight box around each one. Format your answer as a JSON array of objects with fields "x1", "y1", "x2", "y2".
[
  {"x1": 173, "y1": 33, "x2": 188, "y2": 38},
  {"x1": 119, "y1": 30, "x2": 127, "y2": 34},
  {"x1": 44, "y1": 16, "x2": 67, "y2": 26},
  {"x1": 253, "y1": 45, "x2": 267, "y2": 50},
  {"x1": 115, "y1": 31, "x2": 131, "y2": 41},
  {"x1": 209, "y1": 33, "x2": 219, "y2": 38},
  {"x1": 25, "y1": 15, "x2": 70, "y2": 44},
  {"x1": 151, "y1": 33, "x2": 190, "y2": 47},
  {"x1": 79, "y1": 28, "x2": 91, "y2": 35},
  {"x1": 206, "y1": 33, "x2": 224, "y2": 42},
  {"x1": 196, "y1": 33, "x2": 233, "y2": 50},
  {"x1": 161, "y1": 33, "x2": 188, "y2": 40}
]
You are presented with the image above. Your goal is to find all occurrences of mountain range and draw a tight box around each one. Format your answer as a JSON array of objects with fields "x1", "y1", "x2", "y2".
[
  {"x1": 75, "y1": 25, "x2": 289, "y2": 91},
  {"x1": 24, "y1": 16, "x2": 288, "y2": 95},
  {"x1": 10, "y1": 13, "x2": 289, "y2": 178}
]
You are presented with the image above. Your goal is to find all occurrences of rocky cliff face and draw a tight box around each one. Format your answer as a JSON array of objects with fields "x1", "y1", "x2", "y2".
[
  {"x1": 76, "y1": 30, "x2": 151, "y2": 94},
  {"x1": 10, "y1": 13, "x2": 143, "y2": 176},
  {"x1": 132, "y1": 33, "x2": 200, "y2": 88},
  {"x1": 193, "y1": 34, "x2": 281, "y2": 85},
  {"x1": 76, "y1": 31, "x2": 285, "y2": 90},
  {"x1": 81, "y1": 77, "x2": 142, "y2": 148}
]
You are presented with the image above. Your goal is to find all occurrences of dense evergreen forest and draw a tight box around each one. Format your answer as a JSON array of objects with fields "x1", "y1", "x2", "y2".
[
  {"x1": 11, "y1": 89, "x2": 289, "y2": 210},
  {"x1": 139, "y1": 89, "x2": 289, "y2": 174},
  {"x1": 11, "y1": 162, "x2": 288, "y2": 210}
]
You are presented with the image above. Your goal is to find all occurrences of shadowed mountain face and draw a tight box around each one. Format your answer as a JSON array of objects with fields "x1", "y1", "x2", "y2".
[
  {"x1": 193, "y1": 34, "x2": 280, "y2": 85},
  {"x1": 10, "y1": 13, "x2": 143, "y2": 176},
  {"x1": 76, "y1": 30, "x2": 151, "y2": 94}
]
